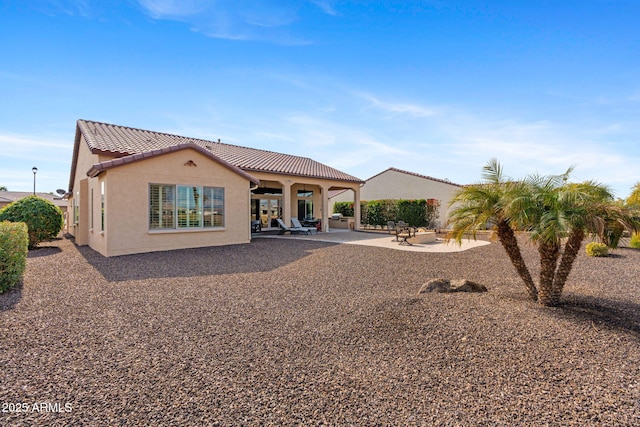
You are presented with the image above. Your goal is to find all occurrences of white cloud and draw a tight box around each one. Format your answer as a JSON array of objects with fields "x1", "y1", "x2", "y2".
[
  {"x1": 137, "y1": 0, "x2": 210, "y2": 18},
  {"x1": 311, "y1": 0, "x2": 339, "y2": 16},
  {"x1": 0, "y1": 132, "x2": 73, "y2": 192},
  {"x1": 135, "y1": 73, "x2": 640, "y2": 198},
  {"x1": 136, "y1": 0, "x2": 312, "y2": 44},
  {"x1": 0, "y1": 134, "x2": 69, "y2": 154},
  {"x1": 359, "y1": 93, "x2": 439, "y2": 118}
]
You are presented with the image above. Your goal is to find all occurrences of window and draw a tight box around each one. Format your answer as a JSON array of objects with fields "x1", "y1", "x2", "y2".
[
  {"x1": 100, "y1": 182, "x2": 105, "y2": 231},
  {"x1": 177, "y1": 186, "x2": 202, "y2": 228},
  {"x1": 149, "y1": 184, "x2": 175, "y2": 229},
  {"x1": 149, "y1": 184, "x2": 224, "y2": 230},
  {"x1": 74, "y1": 192, "x2": 79, "y2": 224},
  {"x1": 203, "y1": 187, "x2": 224, "y2": 227},
  {"x1": 90, "y1": 189, "x2": 94, "y2": 229}
]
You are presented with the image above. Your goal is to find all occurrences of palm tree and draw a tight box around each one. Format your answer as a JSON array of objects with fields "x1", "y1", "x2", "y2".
[
  {"x1": 447, "y1": 159, "x2": 538, "y2": 301},
  {"x1": 448, "y1": 160, "x2": 640, "y2": 307},
  {"x1": 545, "y1": 182, "x2": 637, "y2": 305}
]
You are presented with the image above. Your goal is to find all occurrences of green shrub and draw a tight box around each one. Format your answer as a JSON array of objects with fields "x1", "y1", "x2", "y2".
[
  {"x1": 0, "y1": 221, "x2": 28, "y2": 293},
  {"x1": 335, "y1": 198, "x2": 442, "y2": 229},
  {"x1": 333, "y1": 201, "x2": 354, "y2": 217},
  {"x1": 0, "y1": 196, "x2": 63, "y2": 249},
  {"x1": 585, "y1": 242, "x2": 609, "y2": 257},
  {"x1": 630, "y1": 233, "x2": 640, "y2": 249}
]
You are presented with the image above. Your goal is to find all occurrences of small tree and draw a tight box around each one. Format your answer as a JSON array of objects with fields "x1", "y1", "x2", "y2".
[
  {"x1": 626, "y1": 182, "x2": 640, "y2": 208},
  {"x1": 426, "y1": 199, "x2": 441, "y2": 228},
  {"x1": 0, "y1": 196, "x2": 64, "y2": 249},
  {"x1": 447, "y1": 159, "x2": 639, "y2": 307},
  {"x1": 0, "y1": 186, "x2": 7, "y2": 191}
]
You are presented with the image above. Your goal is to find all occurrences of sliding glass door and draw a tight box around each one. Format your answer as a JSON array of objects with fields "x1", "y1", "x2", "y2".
[{"x1": 252, "y1": 198, "x2": 281, "y2": 229}]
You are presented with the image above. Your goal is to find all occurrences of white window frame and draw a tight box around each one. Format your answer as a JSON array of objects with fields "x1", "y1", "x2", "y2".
[{"x1": 149, "y1": 184, "x2": 225, "y2": 230}]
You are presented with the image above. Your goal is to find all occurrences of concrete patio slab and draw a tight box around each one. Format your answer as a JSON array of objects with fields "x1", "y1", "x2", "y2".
[{"x1": 253, "y1": 229, "x2": 491, "y2": 252}]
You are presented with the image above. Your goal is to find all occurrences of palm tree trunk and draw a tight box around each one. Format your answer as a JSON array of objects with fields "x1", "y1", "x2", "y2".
[
  {"x1": 550, "y1": 228, "x2": 585, "y2": 305},
  {"x1": 496, "y1": 220, "x2": 538, "y2": 301},
  {"x1": 538, "y1": 241, "x2": 560, "y2": 306}
]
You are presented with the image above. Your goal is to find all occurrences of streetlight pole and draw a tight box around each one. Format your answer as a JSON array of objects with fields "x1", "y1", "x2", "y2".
[{"x1": 32, "y1": 166, "x2": 38, "y2": 195}]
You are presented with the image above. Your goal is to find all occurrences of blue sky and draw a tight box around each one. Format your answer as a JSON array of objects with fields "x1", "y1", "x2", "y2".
[{"x1": 1, "y1": 0, "x2": 639, "y2": 198}]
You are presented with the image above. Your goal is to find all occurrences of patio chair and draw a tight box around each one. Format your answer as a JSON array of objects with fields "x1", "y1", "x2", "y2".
[
  {"x1": 291, "y1": 218, "x2": 317, "y2": 234},
  {"x1": 388, "y1": 221, "x2": 399, "y2": 241},
  {"x1": 276, "y1": 218, "x2": 310, "y2": 235},
  {"x1": 387, "y1": 221, "x2": 396, "y2": 234}
]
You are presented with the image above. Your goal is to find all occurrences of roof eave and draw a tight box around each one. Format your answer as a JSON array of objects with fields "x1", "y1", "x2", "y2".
[{"x1": 241, "y1": 168, "x2": 364, "y2": 185}]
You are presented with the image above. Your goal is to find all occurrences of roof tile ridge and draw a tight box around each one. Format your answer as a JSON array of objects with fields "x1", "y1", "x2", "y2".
[
  {"x1": 372, "y1": 167, "x2": 461, "y2": 187},
  {"x1": 76, "y1": 119, "x2": 100, "y2": 148}
]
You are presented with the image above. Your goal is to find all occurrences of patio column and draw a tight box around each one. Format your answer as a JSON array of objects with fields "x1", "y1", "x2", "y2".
[
  {"x1": 320, "y1": 184, "x2": 329, "y2": 232},
  {"x1": 353, "y1": 185, "x2": 361, "y2": 231},
  {"x1": 281, "y1": 180, "x2": 292, "y2": 228}
]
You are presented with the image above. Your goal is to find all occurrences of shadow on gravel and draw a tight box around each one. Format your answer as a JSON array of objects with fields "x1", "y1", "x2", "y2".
[
  {"x1": 558, "y1": 295, "x2": 640, "y2": 339},
  {"x1": 27, "y1": 246, "x2": 63, "y2": 258},
  {"x1": 0, "y1": 281, "x2": 22, "y2": 312},
  {"x1": 77, "y1": 238, "x2": 337, "y2": 282}
]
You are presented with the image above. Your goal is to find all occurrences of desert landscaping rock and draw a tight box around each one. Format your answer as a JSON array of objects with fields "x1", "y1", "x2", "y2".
[
  {"x1": 450, "y1": 279, "x2": 488, "y2": 293},
  {"x1": 419, "y1": 278, "x2": 452, "y2": 293},
  {"x1": 420, "y1": 278, "x2": 488, "y2": 294},
  {"x1": 1, "y1": 236, "x2": 639, "y2": 426}
]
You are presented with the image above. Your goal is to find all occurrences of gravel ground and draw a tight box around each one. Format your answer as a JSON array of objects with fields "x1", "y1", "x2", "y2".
[{"x1": 1, "y1": 236, "x2": 639, "y2": 426}]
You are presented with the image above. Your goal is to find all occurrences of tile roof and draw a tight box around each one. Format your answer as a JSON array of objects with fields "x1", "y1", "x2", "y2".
[
  {"x1": 0, "y1": 191, "x2": 68, "y2": 207},
  {"x1": 75, "y1": 119, "x2": 363, "y2": 185}
]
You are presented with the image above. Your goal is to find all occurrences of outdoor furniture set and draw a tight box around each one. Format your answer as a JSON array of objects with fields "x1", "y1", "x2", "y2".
[{"x1": 276, "y1": 218, "x2": 317, "y2": 235}]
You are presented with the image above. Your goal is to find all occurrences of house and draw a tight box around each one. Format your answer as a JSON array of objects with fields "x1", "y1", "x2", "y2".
[
  {"x1": 0, "y1": 191, "x2": 68, "y2": 210},
  {"x1": 329, "y1": 167, "x2": 462, "y2": 228},
  {"x1": 67, "y1": 119, "x2": 363, "y2": 257}
]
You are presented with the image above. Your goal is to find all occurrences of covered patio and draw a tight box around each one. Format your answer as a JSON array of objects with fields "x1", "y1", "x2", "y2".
[{"x1": 249, "y1": 175, "x2": 362, "y2": 234}]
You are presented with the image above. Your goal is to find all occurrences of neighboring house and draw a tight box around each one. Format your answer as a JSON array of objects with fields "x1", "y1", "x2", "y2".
[
  {"x1": 0, "y1": 191, "x2": 68, "y2": 210},
  {"x1": 329, "y1": 167, "x2": 462, "y2": 228},
  {"x1": 67, "y1": 119, "x2": 363, "y2": 257}
]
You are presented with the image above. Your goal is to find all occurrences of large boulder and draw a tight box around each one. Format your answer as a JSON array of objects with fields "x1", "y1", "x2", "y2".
[
  {"x1": 451, "y1": 279, "x2": 488, "y2": 293},
  {"x1": 419, "y1": 278, "x2": 488, "y2": 294},
  {"x1": 419, "y1": 278, "x2": 452, "y2": 294}
]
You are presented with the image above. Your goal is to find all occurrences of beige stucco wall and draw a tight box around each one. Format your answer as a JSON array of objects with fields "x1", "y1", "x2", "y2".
[
  {"x1": 67, "y1": 135, "x2": 100, "y2": 242},
  {"x1": 101, "y1": 149, "x2": 252, "y2": 257},
  {"x1": 330, "y1": 169, "x2": 461, "y2": 228},
  {"x1": 68, "y1": 140, "x2": 253, "y2": 257}
]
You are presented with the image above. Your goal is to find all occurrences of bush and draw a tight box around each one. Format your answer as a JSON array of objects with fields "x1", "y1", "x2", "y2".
[
  {"x1": 0, "y1": 196, "x2": 63, "y2": 249},
  {"x1": 0, "y1": 221, "x2": 28, "y2": 293},
  {"x1": 334, "y1": 198, "x2": 441, "y2": 229},
  {"x1": 585, "y1": 242, "x2": 609, "y2": 257},
  {"x1": 630, "y1": 233, "x2": 640, "y2": 249},
  {"x1": 333, "y1": 202, "x2": 354, "y2": 217}
]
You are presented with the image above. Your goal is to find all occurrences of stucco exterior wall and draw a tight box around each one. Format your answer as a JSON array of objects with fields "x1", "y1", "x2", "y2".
[
  {"x1": 94, "y1": 149, "x2": 252, "y2": 257},
  {"x1": 67, "y1": 135, "x2": 100, "y2": 241},
  {"x1": 330, "y1": 169, "x2": 461, "y2": 228}
]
